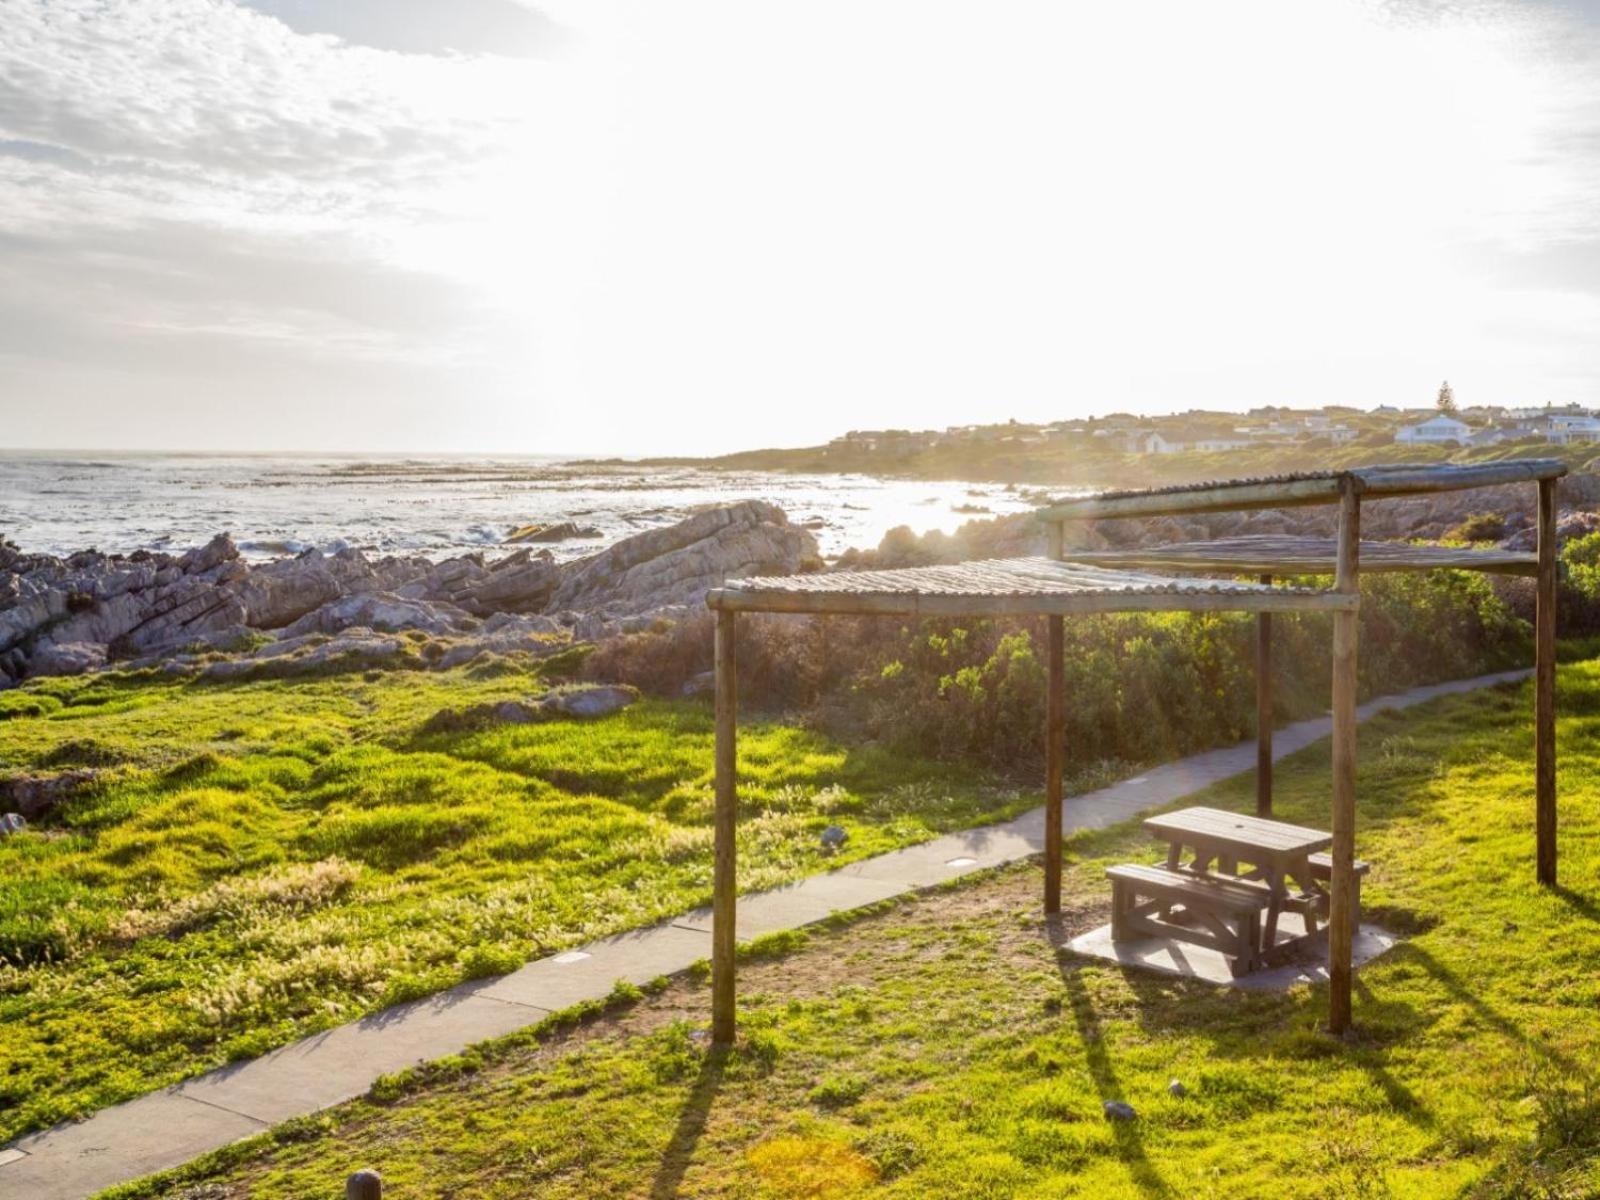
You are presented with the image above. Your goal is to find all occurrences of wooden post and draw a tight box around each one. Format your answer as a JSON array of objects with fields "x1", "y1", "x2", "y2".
[
  {"x1": 1327, "y1": 480, "x2": 1361, "y2": 1034},
  {"x1": 1045, "y1": 520, "x2": 1064, "y2": 561},
  {"x1": 1536, "y1": 477, "x2": 1557, "y2": 886},
  {"x1": 711, "y1": 609, "x2": 738, "y2": 1045},
  {"x1": 1256, "y1": 573, "x2": 1273, "y2": 816},
  {"x1": 347, "y1": 1170, "x2": 382, "y2": 1200},
  {"x1": 1045, "y1": 614, "x2": 1065, "y2": 913}
]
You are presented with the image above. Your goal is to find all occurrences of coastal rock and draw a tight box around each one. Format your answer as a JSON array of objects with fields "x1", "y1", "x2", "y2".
[
  {"x1": 445, "y1": 549, "x2": 560, "y2": 615},
  {"x1": 0, "y1": 503, "x2": 819, "y2": 681},
  {"x1": 28, "y1": 641, "x2": 107, "y2": 676},
  {"x1": 179, "y1": 532, "x2": 240, "y2": 575},
  {"x1": 548, "y1": 500, "x2": 819, "y2": 615},
  {"x1": 506, "y1": 521, "x2": 603, "y2": 544},
  {"x1": 282, "y1": 592, "x2": 472, "y2": 638}
]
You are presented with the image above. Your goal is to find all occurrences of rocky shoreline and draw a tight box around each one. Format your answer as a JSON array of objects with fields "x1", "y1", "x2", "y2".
[
  {"x1": 0, "y1": 500, "x2": 820, "y2": 688},
  {"x1": 5, "y1": 480, "x2": 1595, "y2": 690}
]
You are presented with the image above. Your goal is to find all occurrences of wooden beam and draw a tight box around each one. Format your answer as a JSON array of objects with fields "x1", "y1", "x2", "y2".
[
  {"x1": 1256, "y1": 574, "x2": 1273, "y2": 817},
  {"x1": 1045, "y1": 615, "x2": 1065, "y2": 913},
  {"x1": 707, "y1": 586, "x2": 1359, "y2": 618},
  {"x1": 1045, "y1": 519, "x2": 1064, "y2": 561},
  {"x1": 711, "y1": 609, "x2": 738, "y2": 1045},
  {"x1": 1327, "y1": 481, "x2": 1361, "y2": 1035},
  {"x1": 1536, "y1": 477, "x2": 1558, "y2": 886},
  {"x1": 1037, "y1": 460, "x2": 1567, "y2": 523}
]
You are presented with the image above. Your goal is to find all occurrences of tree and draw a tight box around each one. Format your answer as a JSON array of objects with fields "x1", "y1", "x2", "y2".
[{"x1": 1437, "y1": 381, "x2": 1458, "y2": 416}]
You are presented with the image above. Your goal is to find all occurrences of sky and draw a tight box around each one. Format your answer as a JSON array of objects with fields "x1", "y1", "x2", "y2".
[{"x1": 2, "y1": 0, "x2": 1599, "y2": 455}]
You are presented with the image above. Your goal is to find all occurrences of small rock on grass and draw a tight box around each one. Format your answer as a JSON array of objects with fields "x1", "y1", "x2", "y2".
[
  {"x1": 1168, "y1": 1080, "x2": 1187, "y2": 1097},
  {"x1": 1103, "y1": 1100, "x2": 1137, "y2": 1121},
  {"x1": 0, "y1": 812, "x2": 26, "y2": 837},
  {"x1": 820, "y1": 825, "x2": 848, "y2": 852}
]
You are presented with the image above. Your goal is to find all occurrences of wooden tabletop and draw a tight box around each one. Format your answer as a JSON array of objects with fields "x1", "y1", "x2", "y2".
[{"x1": 1144, "y1": 806, "x2": 1332, "y2": 860}]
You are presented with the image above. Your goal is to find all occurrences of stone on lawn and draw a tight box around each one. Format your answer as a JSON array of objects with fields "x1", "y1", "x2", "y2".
[
  {"x1": 1167, "y1": 1080, "x2": 1187, "y2": 1098},
  {"x1": 820, "y1": 825, "x2": 848, "y2": 852},
  {"x1": 1103, "y1": 1100, "x2": 1137, "y2": 1121},
  {"x1": 540, "y1": 685, "x2": 638, "y2": 718},
  {"x1": 0, "y1": 812, "x2": 26, "y2": 837}
]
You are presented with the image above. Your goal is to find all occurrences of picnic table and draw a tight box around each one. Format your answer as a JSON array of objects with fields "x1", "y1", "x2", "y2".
[{"x1": 1108, "y1": 806, "x2": 1360, "y2": 974}]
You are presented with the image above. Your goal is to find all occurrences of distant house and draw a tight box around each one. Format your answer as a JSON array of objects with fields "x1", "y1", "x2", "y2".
[
  {"x1": 1465, "y1": 428, "x2": 1514, "y2": 448},
  {"x1": 1395, "y1": 415, "x2": 1472, "y2": 446},
  {"x1": 1141, "y1": 432, "x2": 1185, "y2": 454},
  {"x1": 1195, "y1": 437, "x2": 1250, "y2": 452},
  {"x1": 1326, "y1": 426, "x2": 1359, "y2": 444},
  {"x1": 1549, "y1": 415, "x2": 1600, "y2": 443}
]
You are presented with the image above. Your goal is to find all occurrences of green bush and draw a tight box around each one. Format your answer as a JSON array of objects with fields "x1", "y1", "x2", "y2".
[{"x1": 590, "y1": 571, "x2": 1531, "y2": 771}]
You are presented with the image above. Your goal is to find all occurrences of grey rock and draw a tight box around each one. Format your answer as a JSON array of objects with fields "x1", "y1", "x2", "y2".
[
  {"x1": 820, "y1": 825, "x2": 849, "y2": 851},
  {"x1": 282, "y1": 592, "x2": 471, "y2": 638},
  {"x1": 0, "y1": 769, "x2": 103, "y2": 820},
  {"x1": 1167, "y1": 1080, "x2": 1187, "y2": 1098},
  {"x1": 540, "y1": 684, "x2": 638, "y2": 718},
  {"x1": 0, "y1": 812, "x2": 26, "y2": 837},
  {"x1": 1103, "y1": 1101, "x2": 1137, "y2": 1121},
  {"x1": 680, "y1": 670, "x2": 715, "y2": 699},
  {"x1": 548, "y1": 500, "x2": 819, "y2": 616},
  {"x1": 179, "y1": 532, "x2": 240, "y2": 574},
  {"x1": 28, "y1": 640, "x2": 107, "y2": 677},
  {"x1": 506, "y1": 521, "x2": 603, "y2": 544}
]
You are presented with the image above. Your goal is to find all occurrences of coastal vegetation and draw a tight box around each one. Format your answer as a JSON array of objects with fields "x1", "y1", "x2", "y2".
[
  {"x1": 0, "y1": 565, "x2": 1541, "y2": 1143},
  {"x1": 100, "y1": 664, "x2": 1600, "y2": 1199}
]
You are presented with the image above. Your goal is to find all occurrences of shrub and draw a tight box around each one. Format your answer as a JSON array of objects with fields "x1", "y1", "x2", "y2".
[
  {"x1": 585, "y1": 572, "x2": 1530, "y2": 773},
  {"x1": 1446, "y1": 512, "x2": 1507, "y2": 543}
]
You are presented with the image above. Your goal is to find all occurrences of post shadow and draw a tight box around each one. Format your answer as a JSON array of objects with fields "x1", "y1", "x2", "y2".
[
  {"x1": 648, "y1": 1046, "x2": 727, "y2": 1199},
  {"x1": 1049, "y1": 929, "x2": 1174, "y2": 1199}
]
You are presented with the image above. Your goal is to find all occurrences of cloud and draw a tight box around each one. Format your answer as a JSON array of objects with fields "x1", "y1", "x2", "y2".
[
  {"x1": 0, "y1": 0, "x2": 540, "y2": 435},
  {"x1": 241, "y1": 0, "x2": 572, "y2": 59}
]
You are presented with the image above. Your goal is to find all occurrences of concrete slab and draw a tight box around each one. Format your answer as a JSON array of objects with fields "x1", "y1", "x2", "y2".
[
  {"x1": 176, "y1": 984, "x2": 546, "y2": 1125},
  {"x1": 0, "y1": 1091, "x2": 265, "y2": 1200},
  {"x1": 480, "y1": 923, "x2": 710, "y2": 1010},
  {"x1": 1062, "y1": 916, "x2": 1399, "y2": 991},
  {"x1": 673, "y1": 872, "x2": 910, "y2": 936}
]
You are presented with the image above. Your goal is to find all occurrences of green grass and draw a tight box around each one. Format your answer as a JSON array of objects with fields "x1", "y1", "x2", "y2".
[
  {"x1": 103, "y1": 662, "x2": 1600, "y2": 1199},
  {"x1": 0, "y1": 666, "x2": 1037, "y2": 1142}
]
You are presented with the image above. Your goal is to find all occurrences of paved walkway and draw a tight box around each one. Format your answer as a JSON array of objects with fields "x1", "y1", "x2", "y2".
[{"x1": 0, "y1": 669, "x2": 1532, "y2": 1200}]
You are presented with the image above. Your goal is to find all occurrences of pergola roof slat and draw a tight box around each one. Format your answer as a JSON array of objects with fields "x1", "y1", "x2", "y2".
[
  {"x1": 706, "y1": 556, "x2": 1357, "y2": 616},
  {"x1": 1066, "y1": 535, "x2": 1539, "y2": 576},
  {"x1": 1037, "y1": 459, "x2": 1567, "y2": 521}
]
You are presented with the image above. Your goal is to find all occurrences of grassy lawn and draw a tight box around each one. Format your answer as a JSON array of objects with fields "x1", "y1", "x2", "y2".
[
  {"x1": 0, "y1": 664, "x2": 1042, "y2": 1142},
  {"x1": 104, "y1": 662, "x2": 1600, "y2": 1199}
]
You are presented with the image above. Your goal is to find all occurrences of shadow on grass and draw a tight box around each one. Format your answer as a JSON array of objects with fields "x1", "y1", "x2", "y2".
[
  {"x1": 1400, "y1": 942, "x2": 1591, "y2": 1081},
  {"x1": 1047, "y1": 916, "x2": 1175, "y2": 1199},
  {"x1": 649, "y1": 1046, "x2": 727, "y2": 1199}
]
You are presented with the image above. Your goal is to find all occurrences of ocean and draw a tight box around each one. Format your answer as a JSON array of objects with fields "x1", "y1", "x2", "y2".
[{"x1": 0, "y1": 452, "x2": 1039, "y2": 562}]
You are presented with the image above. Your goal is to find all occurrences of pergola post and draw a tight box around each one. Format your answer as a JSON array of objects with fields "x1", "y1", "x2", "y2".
[
  {"x1": 1256, "y1": 573, "x2": 1273, "y2": 816},
  {"x1": 1536, "y1": 477, "x2": 1558, "y2": 885},
  {"x1": 1044, "y1": 521, "x2": 1066, "y2": 913},
  {"x1": 1045, "y1": 615, "x2": 1065, "y2": 913},
  {"x1": 1327, "y1": 481, "x2": 1361, "y2": 1034},
  {"x1": 711, "y1": 609, "x2": 738, "y2": 1045}
]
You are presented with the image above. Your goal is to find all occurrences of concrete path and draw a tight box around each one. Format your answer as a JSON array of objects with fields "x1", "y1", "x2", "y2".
[{"x1": 0, "y1": 668, "x2": 1532, "y2": 1200}]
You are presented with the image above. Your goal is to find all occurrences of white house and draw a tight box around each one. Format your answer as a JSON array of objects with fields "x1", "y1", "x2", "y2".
[
  {"x1": 1195, "y1": 437, "x2": 1250, "y2": 452},
  {"x1": 1395, "y1": 415, "x2": 1472, "y2": 446},
  {"x1": 1549, "y1": 415, "x2": 1600, "y2": 443}
]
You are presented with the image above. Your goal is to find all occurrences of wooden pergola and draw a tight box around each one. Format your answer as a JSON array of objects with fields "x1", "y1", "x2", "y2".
[{"x1": 704, "y1": 459, "x2": 1563, "y2": 1041}]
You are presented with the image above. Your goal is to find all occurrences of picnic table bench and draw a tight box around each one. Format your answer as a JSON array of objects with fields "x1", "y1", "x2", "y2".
[{"x1": 1107, "y1": 806, "x2": 1369, "y2": 974}]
